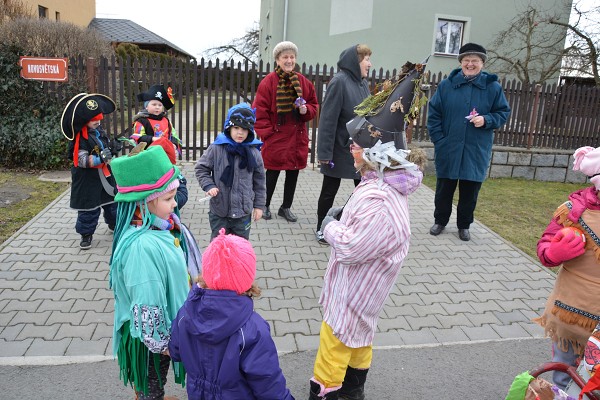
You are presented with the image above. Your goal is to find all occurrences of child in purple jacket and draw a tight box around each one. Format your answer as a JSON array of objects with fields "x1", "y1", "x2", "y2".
[{"x1": 168, "y1": 228, "x2": 294, "y2": 400}]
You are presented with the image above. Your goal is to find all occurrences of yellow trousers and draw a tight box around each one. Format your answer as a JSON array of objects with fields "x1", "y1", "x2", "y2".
[{"x1": 313, "y1": 321, "x2": 372, "y2": 388}]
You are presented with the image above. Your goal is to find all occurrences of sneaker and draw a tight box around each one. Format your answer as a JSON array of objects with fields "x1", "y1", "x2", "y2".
[
  {"x1": 315, "y1": 230, "x2": 328, "y2": 245},
  {"x1": 80, "y1": 234, "x2": 93, "y2": 250}
]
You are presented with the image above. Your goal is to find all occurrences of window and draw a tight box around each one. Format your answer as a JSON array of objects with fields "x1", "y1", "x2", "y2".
[
  {"x1": 55, "y1": 11, "x2": 60, "y2": 21},
  {"x1": 38, "y1": 5, "x2": 47, "y2": 18},
  {"x1": 434, "y1": 19, "x2": 464, "y2": 55}
]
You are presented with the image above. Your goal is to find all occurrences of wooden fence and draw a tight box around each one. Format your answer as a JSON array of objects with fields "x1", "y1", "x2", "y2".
[{"x1": 46, "y1": 56, "x2": 600, "y2": 162}]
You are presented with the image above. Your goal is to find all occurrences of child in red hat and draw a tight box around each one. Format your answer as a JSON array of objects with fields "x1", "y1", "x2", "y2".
[{"x1": 169, "y1": 228, "x2": 294, "y2": 400}]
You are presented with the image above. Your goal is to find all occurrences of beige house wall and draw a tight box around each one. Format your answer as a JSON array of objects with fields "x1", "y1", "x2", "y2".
[{"x1": 20, "y1": 0, "x2": 95, "y2": 27}]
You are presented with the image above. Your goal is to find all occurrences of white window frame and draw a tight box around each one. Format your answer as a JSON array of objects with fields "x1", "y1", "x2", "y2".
[{"x1": 432, "y1": 14, "x2": 471, "y2": 57}]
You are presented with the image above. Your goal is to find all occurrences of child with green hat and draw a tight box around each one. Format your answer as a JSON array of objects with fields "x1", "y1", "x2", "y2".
[{"x1": 109, "y1": 145, "x2": 189, "y2": 399}]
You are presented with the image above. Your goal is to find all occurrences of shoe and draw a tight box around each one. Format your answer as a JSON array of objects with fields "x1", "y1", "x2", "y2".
[
  {"x1": 263, "y1": 206, "x2": 272, "y2": 220},
  {"x1": 278, "y1": 207, "x2": 297, "y2": 222},
  {"x1": 429, "y1": 224, "x2": 445, "y2": 236},
  {"x1": 108, "y1": 225, "x2": 114, "y2": 233},
  {"x1": 458, "y1": 229, "x2": 470, "y2": 241},
  {"x1": 315, "y1": 230, "x2": 328, "y2": 245},
  {"x1": 80, "y1": 234, "x2": 93, "y2": 250}
]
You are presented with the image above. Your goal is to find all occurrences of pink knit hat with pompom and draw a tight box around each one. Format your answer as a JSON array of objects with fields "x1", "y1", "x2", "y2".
[
  {"x1": 573, "y1": 146, "x2": 600, "y2": 190},
  {"x1": 201, "y1": 228, "x2": 256, "y2": 294}
]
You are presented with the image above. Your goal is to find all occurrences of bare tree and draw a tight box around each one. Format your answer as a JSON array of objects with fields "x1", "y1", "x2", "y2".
[
  {"x1": 487, "y1": 4, "x2": 568, "y2": 85},
  {"x1": 0, "y1": 0, "x2": 32, "y2": 23},
  {"x1": 202, "y1": 23, "x2": 259, "y2": 64},
  {"x1": 548, "y1": 0, "x2": 600, "y2": 86}
]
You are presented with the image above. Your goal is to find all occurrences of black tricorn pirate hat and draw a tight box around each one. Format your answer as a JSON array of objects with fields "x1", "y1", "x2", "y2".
[
  {"x1": 348, "y1": 59, "x2": 428, "y2": 150},
  {"x1": 60, "y1": 93, "x2": 116, "y2": 140},
  {"x1": 137, "y1": 84, "x2": 175, "y2": 110}
]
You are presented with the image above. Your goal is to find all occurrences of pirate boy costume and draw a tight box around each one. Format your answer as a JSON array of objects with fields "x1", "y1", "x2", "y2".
[{"x1": 61, "y1": 93, "x2": 119, "y2": 249}]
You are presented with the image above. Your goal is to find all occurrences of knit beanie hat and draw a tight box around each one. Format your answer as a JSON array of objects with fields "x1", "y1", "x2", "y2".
[
  {"x1": 458, "y1": 43, "x2": 487, "y2": 62},
  {"x1": 149, "y1": 136, "x2": 177, "y2": 164},
  {"x1": 202, "y1": 228, "x2": 256, "y2": 294},
  {"x1": 573, "y1": 146, "x2": 600, "y2": 190},
  {"x1": 223, "y1": 103, "x2": 256, "y2": 141},
  {"x1": 273, "y1": 41, "x2": 298, "y2": 60},
  {"x1": 110, "y1": 145, "x2": 181, "y2": 202}
]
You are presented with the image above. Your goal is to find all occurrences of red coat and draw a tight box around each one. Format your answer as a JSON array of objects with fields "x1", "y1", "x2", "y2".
[{"x1": 252, "y1": 71, "x2": 318, "y2": 170}]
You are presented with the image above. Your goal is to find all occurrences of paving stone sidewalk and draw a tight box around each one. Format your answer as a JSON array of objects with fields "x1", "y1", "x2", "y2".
[{"x1": 0, "y1": 163, "x2": 555, "y2": 359}]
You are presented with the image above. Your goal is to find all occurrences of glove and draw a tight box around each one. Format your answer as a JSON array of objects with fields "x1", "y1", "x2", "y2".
[
  {"x1": 321, "y1": 216, "x2": 336, "y2": 233},
  {"x1": 546, "y1": 229, "x2": 586, "y2": 264},
  {"x1": 326, "y1": 206, "x2": 344, "y2": 220},
  {"x1": 109, "y1": 139, "x2": 123, "y2": 156},
  {"x1": 100, "y1": 148, "x2": 113, "y2": 163}
]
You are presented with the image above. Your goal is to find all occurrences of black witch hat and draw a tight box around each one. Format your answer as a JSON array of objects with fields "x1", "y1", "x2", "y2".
[
  {"x1": 137, "y1": 84, "x2": 175, "y2": 110},
  {"x1": 347, "y1": 59, "x2": 428, "y2": 150},
  {"x1": 60, "y1": 93, "x2": 116, "y2": 140}
]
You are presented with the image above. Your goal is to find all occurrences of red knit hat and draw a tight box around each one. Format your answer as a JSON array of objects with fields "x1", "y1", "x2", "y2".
[
  {"x1": 202, "y1": 228, "x2": 256, "y2": 294},
  {"x1": 149, "y1": 136, "x2": 177, "y2": 165}
]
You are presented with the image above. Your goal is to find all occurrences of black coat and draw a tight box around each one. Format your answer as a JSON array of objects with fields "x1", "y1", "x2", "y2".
[
  {"x1": 69, "y1": 127, "x2": 116, "y2": 211},
  {"x1": 317, "y1": 45, "x2": 370, "y2": 179}
]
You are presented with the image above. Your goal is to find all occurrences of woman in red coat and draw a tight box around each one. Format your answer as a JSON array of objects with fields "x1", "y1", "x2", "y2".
[{"x1": 252, "y1": 41, "x2": 318, "y2": 222}]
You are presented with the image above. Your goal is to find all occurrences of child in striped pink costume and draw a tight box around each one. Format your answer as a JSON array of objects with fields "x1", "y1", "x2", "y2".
[{"x1": 309, "y1": 132, "x2": 425, "y2": 399}]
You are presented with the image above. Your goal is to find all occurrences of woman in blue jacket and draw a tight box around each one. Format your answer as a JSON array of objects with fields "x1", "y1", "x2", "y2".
[
  {"x1": 427, "y1": 43, "x2": 511, "y2": 241},
  {"x1": 169, "y1": 228, "x2": 294, "y2": 400}
]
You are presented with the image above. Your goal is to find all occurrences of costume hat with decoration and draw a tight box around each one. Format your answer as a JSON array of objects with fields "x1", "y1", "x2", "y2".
[
  {"x1": 110, "y1": 145, "x2": 180, "y2": 203},
  {"x1": 347, "y1": 59, "x2": 428, "y2": 151},
  {"x1": 346, "y1": 60, "x2": 429, "y2": 173},
  {"x1": 137, "y1": 84, "x2": 175, "y2": 110},
  {"x1": 60, "y1": 93, "x2": 116, "y2": 140}
]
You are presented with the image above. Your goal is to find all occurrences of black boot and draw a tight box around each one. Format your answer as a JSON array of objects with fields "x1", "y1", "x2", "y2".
[
  {"x1": 309, "y1": 380, "x2": 339, "y2": 400},
  {"x1": 338, "y1": 367, "x2": 368, "y2": 400}
]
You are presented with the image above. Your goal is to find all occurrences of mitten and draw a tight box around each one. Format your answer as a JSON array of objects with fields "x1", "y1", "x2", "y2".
[
  {"x1": 100, "y1": 148, "x2": 113, "y2": 163},
  {"x1": 546, "y1": 229, "x2": 586, "y2": 264},
  {"x1": 326, "y1": 206, "x2": 344, "y2": 220},
  {"x1": 321, "y1": 216, "x2": 336, "y2": 233}
]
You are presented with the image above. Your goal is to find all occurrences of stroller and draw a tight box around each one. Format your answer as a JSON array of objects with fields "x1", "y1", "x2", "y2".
[{"x1": 506, "y1": 323, "x2": 600, "y2": 400}]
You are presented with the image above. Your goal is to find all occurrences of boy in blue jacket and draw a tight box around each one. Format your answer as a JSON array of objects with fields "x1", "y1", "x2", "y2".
[{"x1": 169, "y1": 228, "x2": 294, "y2": 400}]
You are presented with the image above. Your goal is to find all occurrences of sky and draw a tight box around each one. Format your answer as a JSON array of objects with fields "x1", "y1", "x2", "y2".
[{"x1": 95, "y1": 0, "x2": 261, "y2": 58}]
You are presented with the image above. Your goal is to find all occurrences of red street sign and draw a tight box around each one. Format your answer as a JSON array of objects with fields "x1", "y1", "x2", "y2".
[{"x1": 19, "y1": 57, "x2": 68, "y2": 82}]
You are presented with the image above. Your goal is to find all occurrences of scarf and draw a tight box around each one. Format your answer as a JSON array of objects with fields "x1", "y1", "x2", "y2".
[
  {"x1": 462, "y1": 72, "x2": 481, "y2": 83},
  {"x1": 220, "y1": 142, "x2": 258, "y2": 187},
  {"x1": 131, "y1": 208, "x2": 181, "y2": 231},
  {"x1": 275, "y1": 65, "x2": 302, "y2": 114}
]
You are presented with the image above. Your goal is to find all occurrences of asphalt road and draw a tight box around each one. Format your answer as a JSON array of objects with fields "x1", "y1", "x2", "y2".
[{"x1": 0, "y1": 338, "x2": 552, "y2": 399}]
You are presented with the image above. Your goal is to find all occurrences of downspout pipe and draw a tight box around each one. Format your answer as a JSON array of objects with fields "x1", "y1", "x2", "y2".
[{"x1": 283, "y1": 0, "x2": 288, "y2": 41}]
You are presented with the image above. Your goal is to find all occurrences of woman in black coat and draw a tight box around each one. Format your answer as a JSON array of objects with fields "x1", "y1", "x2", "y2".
[{"x1": 315, "y1": 44, "x2": 372, "y2": 244}]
